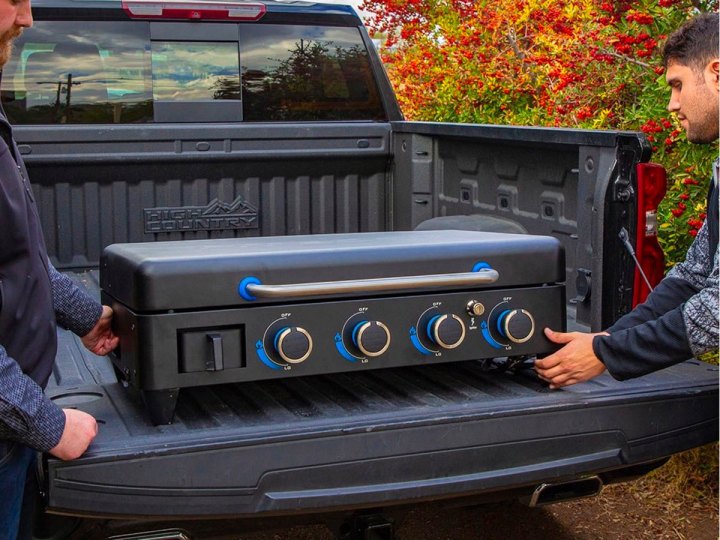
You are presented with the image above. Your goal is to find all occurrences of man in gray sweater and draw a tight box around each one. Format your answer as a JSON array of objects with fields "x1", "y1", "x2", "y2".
[
  {"x1": 0, "y1": 0, "x2": 118, "y2": 538},
  {"x1": 536, "y1": 12, "x2": 719, "y2": 387}
]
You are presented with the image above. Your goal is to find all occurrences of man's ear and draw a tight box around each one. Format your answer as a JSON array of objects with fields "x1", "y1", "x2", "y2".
[{"x1": 709, "y1": 60, "x2": 720, "y2": 90}]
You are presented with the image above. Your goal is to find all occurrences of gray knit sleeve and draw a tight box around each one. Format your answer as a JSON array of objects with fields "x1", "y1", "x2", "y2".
[{"x1": 667, "y1": 223, "x2": 719, "y2": 357}]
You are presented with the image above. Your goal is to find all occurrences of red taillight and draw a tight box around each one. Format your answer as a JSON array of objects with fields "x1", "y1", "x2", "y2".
[
  {"x1": 633, "y1": 162, "x2": 667, "y2": 306},
  {"x1": 122, "y1": 0, "x2": 266, "y2": 20}
]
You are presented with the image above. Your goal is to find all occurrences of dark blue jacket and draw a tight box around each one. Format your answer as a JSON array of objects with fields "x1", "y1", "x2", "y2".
[{"x1": 0, "y1": 111, "x2": 101, "y2": 451}]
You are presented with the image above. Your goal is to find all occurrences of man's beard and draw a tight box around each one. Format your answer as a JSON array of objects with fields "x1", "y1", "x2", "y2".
[
  {"x1": 0, "y1": 27, "x2": 22, "y2": 68},
  {"x1": 685, "y1": 74, "x2": 720, "y2": 144},
  {"x1": 687, "y1": 97, "x2": 720, "y2": 144}
]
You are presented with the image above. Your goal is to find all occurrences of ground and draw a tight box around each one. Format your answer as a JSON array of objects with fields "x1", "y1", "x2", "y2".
[{"x1": 392, "y1": 482, "x2": 719, "y2": 540}]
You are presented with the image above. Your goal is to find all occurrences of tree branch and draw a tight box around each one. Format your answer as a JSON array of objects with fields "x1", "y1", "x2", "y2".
[
  {"x1": 506, "y1": 24, "x2": 525, "y2": 60},
  {"x1": 599, "y1": 49, "x2": 653, "y2": 69}
]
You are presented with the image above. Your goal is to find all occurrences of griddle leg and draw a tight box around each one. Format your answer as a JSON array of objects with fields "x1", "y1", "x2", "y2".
[{"x1": 142, "y1": 388, "x2": 180, "y2": 425}]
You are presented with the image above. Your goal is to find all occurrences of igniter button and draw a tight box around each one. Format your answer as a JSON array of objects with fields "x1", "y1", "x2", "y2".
[{"x1": 466, "y1": 300, "x2": 485, "y2": 317}]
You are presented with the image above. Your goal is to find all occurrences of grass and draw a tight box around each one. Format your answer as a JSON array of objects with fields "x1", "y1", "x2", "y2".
[
  {"x1": 653, "y1": 355, "x2": 719, "y2": 505},
  {"x1": 644, "y1": 443, "x2": 719, "y2": 505}
]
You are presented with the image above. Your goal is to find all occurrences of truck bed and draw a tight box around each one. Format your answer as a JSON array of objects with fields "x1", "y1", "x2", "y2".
[{"x1": 45, "y1": 270, "x2": 719, "y2": 519}]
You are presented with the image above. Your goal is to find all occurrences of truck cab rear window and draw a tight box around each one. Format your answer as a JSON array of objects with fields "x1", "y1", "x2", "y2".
[
  {"x1": 2, "y1": 21, "x2": 152, "y2": 124},
  {"x1": 240, "y1": 25, "x2": 384, "y2": 122},
  {"x1": 0, "y1": 21, "x2": 385, "y2": 124}
]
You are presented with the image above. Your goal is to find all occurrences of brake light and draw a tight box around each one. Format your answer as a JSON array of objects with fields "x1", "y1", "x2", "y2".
[
  {"x1": 122, "y1": 0, "x2": 266, "y2": 20},
  {"x1": 633, "y1": 162, "x2": 667, "y2": 306}
]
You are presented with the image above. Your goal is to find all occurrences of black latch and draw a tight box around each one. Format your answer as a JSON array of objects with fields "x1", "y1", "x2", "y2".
[
  {"x1": 206, "y1": 333, "x2": 224, "y2": 371},
  {"x1": 613, "y1": 147, "x2": 636, "y2": 202}
]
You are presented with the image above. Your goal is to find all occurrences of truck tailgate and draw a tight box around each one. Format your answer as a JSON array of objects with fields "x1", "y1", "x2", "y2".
[{"x1": 45, "y1": 271, "x2": 719, "y2": 518}]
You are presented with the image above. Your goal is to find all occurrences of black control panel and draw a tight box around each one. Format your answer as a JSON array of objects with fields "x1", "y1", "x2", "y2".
[{"x1": 110, "y1": 285, "x2": 565, "y2": 423}]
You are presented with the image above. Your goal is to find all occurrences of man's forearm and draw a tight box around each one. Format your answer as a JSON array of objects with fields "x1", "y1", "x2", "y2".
[
  {"x1": 594, "y1": 306, "x2": 693, "y2": 380},
  {"x1": 48, "y1": 263, "x2": 102, "y2": 336},
  {"x1": 0, "y1": 345, "x2": 65, "y2": 451},
  {"x1": 607, "y1": 276, "x2": 699, "y2": 333}
]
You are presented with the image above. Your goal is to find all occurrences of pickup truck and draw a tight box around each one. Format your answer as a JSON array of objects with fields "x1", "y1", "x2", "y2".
[{"x1": 1, "y1": 0, "x2": 717, "y2": 538}]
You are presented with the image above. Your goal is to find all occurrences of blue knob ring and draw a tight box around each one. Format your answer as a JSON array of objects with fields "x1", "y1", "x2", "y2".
[
  {"x1": 496, "y1": 309, "x2": 512, "y2": 337},
  {"x1": 426, "y1": 314, "x2": 442, "y2": 344},
  {"x1": 274, "y1": 326, "x2": 291, "y2": 351},
  {"x1": 472, "y1": 261, "x2": 493, "y2": 272},
  {"x1": 352, "y1": 320, "x2": 369, "y2": 348},
  {"x1": 238, "y1": 276, "x2": 262, "y2": 301}
]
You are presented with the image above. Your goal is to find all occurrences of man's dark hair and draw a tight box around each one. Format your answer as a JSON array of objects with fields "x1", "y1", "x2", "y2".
[{"x1": 662, "y1": 12, "x2": 719, "y2": 70}]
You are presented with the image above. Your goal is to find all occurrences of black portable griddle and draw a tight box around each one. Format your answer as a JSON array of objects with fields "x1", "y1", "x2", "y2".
[{"x1": 100, "y1": 230, "x2": 566, "y2": 424}]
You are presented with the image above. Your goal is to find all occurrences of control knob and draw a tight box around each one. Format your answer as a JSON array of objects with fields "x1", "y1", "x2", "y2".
[
  {"x1": 496, "y1": 309, "x2": 535, "y2": 344},
  {"x1": 352, "y1": 320, "x2": 391, "y2": 357},
  {"x1": 426, "y1": 314, "x2": 466, "y2": 349},
  {"x1": 273, "y1": 326, "x2": 313, "y2": 364}
]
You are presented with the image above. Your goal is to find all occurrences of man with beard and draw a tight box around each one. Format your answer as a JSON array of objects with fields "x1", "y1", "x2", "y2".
[
  {"x1": 0, "y1": 1, "x2": 119, "y2": 538},
  {"x1": 536, "y1": 13, "x2": 719, "y2": 387}
]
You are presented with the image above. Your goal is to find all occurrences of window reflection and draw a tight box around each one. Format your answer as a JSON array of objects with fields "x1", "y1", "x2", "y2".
[
  {"x1": 0, "y1": 21, "x2": 386, "y2": 123},
  {"x1": 240, "y1": 25, "x2": 385, "y2": 121},
  {"x1": 151, "y1": 42, "x2": 240, "y2": 102},
  {"x1": 2, "y1": 22, "x2": 151, "y2": 124}
]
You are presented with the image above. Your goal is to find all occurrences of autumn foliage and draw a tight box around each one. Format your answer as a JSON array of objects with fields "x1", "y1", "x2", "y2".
[{"x1": 362, "y1": 0, "x2": 719, "y2": 265}]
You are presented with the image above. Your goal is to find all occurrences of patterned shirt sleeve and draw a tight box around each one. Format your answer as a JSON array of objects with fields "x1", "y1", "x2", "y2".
[
  {"x1": 666, "y1": 221, "x2": 719, "y2": 357},
  {"x1": 48, "y1": 262, "x2": 103, "y2": 337},
  {"x1": 0, "y1": 344, "x2": 66, "y2": 452}
]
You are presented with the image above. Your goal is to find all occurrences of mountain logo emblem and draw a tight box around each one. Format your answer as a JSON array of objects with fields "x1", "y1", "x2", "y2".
[{"x1": 144, "y1": 196, "x2": 259, "y2": 234}]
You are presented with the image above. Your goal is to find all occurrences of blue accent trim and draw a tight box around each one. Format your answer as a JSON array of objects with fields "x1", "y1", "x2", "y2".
[
  {"x1": 480, "y1": 321, "x2": 504, "y2": 350},
  {"x1": 238, "y1": 276, "x2": 262, "y2": 301},
  {"x1": 255, "y1": 340, "x2": 281, "y2": 370},
  {"x1": 472, "y1": 261, "x2": 492, "y2": 272},
  {"x1": 274, "y1": 326, "x2": 291, "y2": 352},
  {"x1": 334, "y1": 333, "x2": 357, "y2": 362},
  {"x1": 426, "y1": 315, "x2": 441, "y2": 345},
  {"x1": 351, "y1": 320, "x2": 368, "y2": 348},
  {"x1": 410, "y1": 326, "x2": 433, "y2": 356},
  {"x1": 496, "y1": 309, "x2": 512, "y2": 337}
]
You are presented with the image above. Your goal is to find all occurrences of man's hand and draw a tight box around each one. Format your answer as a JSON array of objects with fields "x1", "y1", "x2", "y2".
[
  {"x1": 81, "y1": 305, "x2": 119, "y2": 356},
  {"x1": 48, "y1": 409, "x2": 98, "y2": 460},
  {"x1": 534, "y1": 328, "x2": 608, "y2": 389}
]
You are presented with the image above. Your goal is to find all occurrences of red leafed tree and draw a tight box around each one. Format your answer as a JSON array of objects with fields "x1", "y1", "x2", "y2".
[{"x1": 362, "y1": 0, "x2": 719, "y2": 265}]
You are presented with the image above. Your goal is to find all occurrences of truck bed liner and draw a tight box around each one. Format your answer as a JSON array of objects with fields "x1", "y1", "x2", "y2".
[{"x1": 44, "y1": 271, "x2": 719, "y2": 518}]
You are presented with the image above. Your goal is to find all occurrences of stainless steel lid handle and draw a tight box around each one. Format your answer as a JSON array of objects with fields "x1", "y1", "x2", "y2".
[{"x1": 238, "y1": 268, "x2": 499, "y2": 300}]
